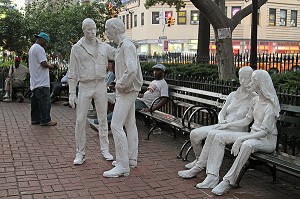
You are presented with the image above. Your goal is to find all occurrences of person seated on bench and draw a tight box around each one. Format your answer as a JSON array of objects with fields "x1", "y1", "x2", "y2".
[
  {"x1": 106, "y1": 60, "x2": 115, "y2": 88},
  {"x1": 50, "y1": 72, "x2": 69, "y2": 103},
  {"x1": 197, "y1": 70, "x2": 280, "y2": 196},
  {"x1": 178, "y1": 66, "x2": 257, "y2": 178},
  {"x1": 89, "y1": 63, "x2": 169, "y2": 128},
  {"x1": 3, "y1": 57, "x2": 29, "y2": 102}
]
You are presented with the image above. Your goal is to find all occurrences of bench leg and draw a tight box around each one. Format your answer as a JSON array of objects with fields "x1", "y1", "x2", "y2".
[
  {"x1": 234, "y1": 161, "x2": 250, "y2": 188},
  {"x1": 177, "y1": 140, "x2": 190, "y2": 159},
  {"x1": 145, "y1": 125, "x2": 159, "y2": 140},
  {"x1": 183, "y1": 145, "x2": 193, "y2": 161}
]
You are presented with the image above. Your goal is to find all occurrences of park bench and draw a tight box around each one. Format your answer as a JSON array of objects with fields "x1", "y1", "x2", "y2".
[{"x1": 138, "y1": 80, "x2": 226, "y2": 158}]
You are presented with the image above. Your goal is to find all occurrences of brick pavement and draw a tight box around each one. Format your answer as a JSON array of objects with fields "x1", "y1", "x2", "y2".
[{"x1": 0, "y1": 100, "x2": 300, "y2": 199}]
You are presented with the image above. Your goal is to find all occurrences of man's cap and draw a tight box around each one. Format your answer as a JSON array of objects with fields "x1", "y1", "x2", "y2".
[
  {"x1": 34, "y1": 32, "x2": 50, "y2": 43},
  {"x1": 152, "y1": 64, "x2": 166, "y2": 72},
  {"x1": 15, "y1": 57, "x2": 21, "y2": 62}
]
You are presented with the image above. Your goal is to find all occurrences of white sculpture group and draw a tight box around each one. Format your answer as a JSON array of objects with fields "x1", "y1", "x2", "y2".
[
  {"x1": 68, "y1": 18, "x2": 279, "y2": 195},
  {"x1": 179, "y1": 67, "x2": 280, "y2": 195}
]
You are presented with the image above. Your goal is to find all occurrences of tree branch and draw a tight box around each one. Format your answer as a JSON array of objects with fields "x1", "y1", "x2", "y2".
[{"x1": 231, "y1": 0, "x2": 268, "y2": 29}]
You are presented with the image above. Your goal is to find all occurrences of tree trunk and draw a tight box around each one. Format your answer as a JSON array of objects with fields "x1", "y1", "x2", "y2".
[
  {"x1": 196, "y1": 12, "x2": 210, "y2": 64},
  {"x1": 215, "y1": 37, "x2": 236, "y2": 80}
]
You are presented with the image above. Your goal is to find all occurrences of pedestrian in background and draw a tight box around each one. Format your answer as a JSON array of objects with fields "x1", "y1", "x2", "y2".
[{"x1": 28, "y1": 32, "x2": 57, "y2": 126}]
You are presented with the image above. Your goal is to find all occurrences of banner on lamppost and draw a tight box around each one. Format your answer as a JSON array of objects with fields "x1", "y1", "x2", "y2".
[{"x1": 164, "y1": 40, "x2": 168, "y2": 51}]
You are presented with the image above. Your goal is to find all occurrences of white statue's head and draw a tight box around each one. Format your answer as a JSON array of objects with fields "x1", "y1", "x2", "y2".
[
  {"x1": 238, "y1": 66, "x2": 253, "y2": 87},
  {"x1": 105, "y1": 18, "x2": 125, "y2": 42},
  {"x1": 82, "y1": 18, "x2": 96, "y2": 40},
  {"x1": 250, "y1": 70, "x2": 280, "y2": 117}
]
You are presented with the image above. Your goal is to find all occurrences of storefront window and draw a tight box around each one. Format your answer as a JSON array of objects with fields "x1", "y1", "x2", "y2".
[
  {"x1": 152, "y1": 12, "x2": 159, "y2": 24},
  {"x1": 291, "y1": 10, "x2": 297, "y2": 27},
  {"x1": 190, "y1": 10, "x2": 199, "y2": 25},
  {"x1": 177, "y1": 11, "x2": 186, "y2": 25},
  {"x1": 280, "y1": 9, "x2": 287, "y2": 26},
  {"x1": 269, "y1": 8, "x2": 276, "y2": 26}
]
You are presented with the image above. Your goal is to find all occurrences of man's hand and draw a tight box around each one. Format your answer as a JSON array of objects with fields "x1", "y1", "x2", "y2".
[
  {"x1": 69, "y1": 93, "x2": 77, "y2": 109},
  {"x1": 141, "y1": 108, "x2": 150, "y2": 112}
]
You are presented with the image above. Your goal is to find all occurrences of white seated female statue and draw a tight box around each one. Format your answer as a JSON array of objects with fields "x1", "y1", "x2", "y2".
[
  {"x1": 178, "y1": 66, "x2": 257, "y2": 178},
  {"x1": 197, "y1": 70, "x2": 280, "y2": 196}
]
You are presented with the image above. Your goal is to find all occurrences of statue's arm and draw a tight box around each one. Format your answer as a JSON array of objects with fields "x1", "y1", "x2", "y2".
[
  {"x1": 68, "y1": 48, "x2": 78, "y2": 94},
  {"x1": 218, "y1": 92, "x2": 234, "y2": 123}
]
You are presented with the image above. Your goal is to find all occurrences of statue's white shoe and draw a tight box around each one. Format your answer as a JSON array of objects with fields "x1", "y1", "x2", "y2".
[
  {"x1": 101, "y1": 150, "x2": 113, "y2": 161},
  {"x1": 178, "y1": 166, "x2": 203, "y2": 178},
  {"x1": 129, "y1": 159, "x2": 137, "y2": 169},
  {"x1": 103, "y1": 166, "x2": 130, "y2": 178},
  {"x1": 73, "y1": 154, "x2": 85, "y2": 165},
  {"x1": 112, "y1": 159, "x2": 137, "y2": 169},
  {"x1": 212, "y1": 180, "x2": 231, "y2": 196},
  {"x1": 185, "y1": 159, "x2": 198, "y2": 169},
  {"x1": 196, "y1": 174, "x2": 219, "y2": 189}
]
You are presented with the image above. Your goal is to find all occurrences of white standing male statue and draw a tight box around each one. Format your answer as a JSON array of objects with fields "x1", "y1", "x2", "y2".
[
  {"x1": 198, "y1": 70, "x2": 280, "y2": 196},
  {"x1": 178, "y1": 66, "x2": 257, "y2": 178},
  {"x1": 103, "y1": 18, "x2": 143, "y2": 178},
  {"x1": 68, "y1": 18, "x2": 116, "y2": 165}
]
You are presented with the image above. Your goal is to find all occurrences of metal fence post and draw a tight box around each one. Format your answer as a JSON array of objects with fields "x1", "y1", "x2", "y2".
[{"x1": 0, "y1": 68, "x2": 4, "y2": 101}]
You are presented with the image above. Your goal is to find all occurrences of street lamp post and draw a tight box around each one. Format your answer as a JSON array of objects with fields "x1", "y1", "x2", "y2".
[{"x1": 250, "y1": 0, "x2": 258, "y2": 70}]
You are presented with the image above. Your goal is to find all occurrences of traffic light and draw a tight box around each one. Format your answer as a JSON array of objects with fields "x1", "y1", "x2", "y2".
[
  {"x1": 166, "y1": 15, "x2": 172, "y2": 27},
  {"x1": 171, "y1": 17, "x2": 175, "y2": 25}
]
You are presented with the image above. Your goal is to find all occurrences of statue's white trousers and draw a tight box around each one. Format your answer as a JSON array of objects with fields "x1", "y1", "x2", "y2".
[
  {"x1": 191, "y1": 126, "x2": 243, "y2": 168},
  {"x1": 75, "y1": 79, "x2": 109, "y2": 155},
  {"x1": 206, "y1": 130, "x2": 276, "y2": 184},
  {"x1": 110, "y1": 91, "x2": 139, "y2": 169}
]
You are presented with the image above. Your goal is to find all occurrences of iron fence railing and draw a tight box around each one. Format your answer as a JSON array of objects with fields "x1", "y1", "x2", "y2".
[
  {"x1": 143, "y1": 72, "x2": 300, "y2": 106},
  {"x1": 140, "y1": 52, "x2": 300, "y2": 73}
]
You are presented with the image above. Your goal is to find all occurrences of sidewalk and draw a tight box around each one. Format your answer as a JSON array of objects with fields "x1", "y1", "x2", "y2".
[{"x1": 0, "y1": 100, "x2": 299, "y2": 199}]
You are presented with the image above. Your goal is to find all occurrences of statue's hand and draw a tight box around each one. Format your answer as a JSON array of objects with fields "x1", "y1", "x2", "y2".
[
  {"x1": 69, "y1": 93, "x2": 77, "y2": 109},
  {"x1": 231, "y1": 138, "x2": 242, "y2": 156},
  {"x1": 216, "y1": 123, "x2": 228, "y2": 130}
]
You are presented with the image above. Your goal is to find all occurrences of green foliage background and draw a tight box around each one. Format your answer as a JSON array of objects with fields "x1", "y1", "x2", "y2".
[{"x1": 0, "y1": 0, "x2": 123, "y2": 60}]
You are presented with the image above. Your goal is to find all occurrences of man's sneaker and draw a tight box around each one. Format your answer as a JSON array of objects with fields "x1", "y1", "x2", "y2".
[
  {"x1": 87, "y1": 118, "x2": 99, "y2": 132},
  {"x1": 41, "y1": 121, "x2": 57, "y2": 126},
  {"x1": 3, "y1": 98, "x2": 12, "y2": 102},
  {"x1": 101, "y1": 150, "x2": 113, "y2": 161},
  {"x1": 73, "y1": 154, "x2": 85, "y2": 165},
  {"x1": 103, "y1": 166, "x2": 130, "y2": 178},
  {"x1": 3, "y1": 93, "x2": 9, "y2": 98}
]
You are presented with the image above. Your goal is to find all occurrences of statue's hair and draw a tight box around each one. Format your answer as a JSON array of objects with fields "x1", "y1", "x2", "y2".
[
  {"x1": 239, "y1": 66, "x2": 253, "y2": 74},
  {"x1": 252, "y1": 70, "x2": 280, "y2": 117},
  {"x1": 106, "y1": 18, "x2": 125, "y2": 34},
  {"x1": 82, "y1": 18, "x2": 96, "y2": 30}
]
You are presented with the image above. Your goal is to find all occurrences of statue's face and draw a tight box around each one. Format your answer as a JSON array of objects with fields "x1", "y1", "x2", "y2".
[
  {"x1": 105, "y1": 23, "x2": 115, "y2": 42},
  {"x1": 247, "y1": 77, "x2": 258, "y2": 93},
  {"x1": 83, "y1": 22, "x2": 96, "y2": 40},
  {"x1": 239, "y1": 71, "x2": 252, "y2": 88}
]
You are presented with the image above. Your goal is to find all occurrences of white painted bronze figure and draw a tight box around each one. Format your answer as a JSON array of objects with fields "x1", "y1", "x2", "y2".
[
  {"x1": 103, "y1": 18, "x2": 143, "y2": 177},
  {"x1": 178, "y1": 66, "x2": 257, "y2": 178},
  {"x1": 68, "y1": 18, "x2": 116, "y2": 165},
  {"x1": 198, "y1": 70, "x2": 280, "y2": 196}
]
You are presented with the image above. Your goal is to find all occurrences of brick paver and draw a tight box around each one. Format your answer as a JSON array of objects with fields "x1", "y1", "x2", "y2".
[{"x1": 0, "y1": 100, "x2": 299, "y2": 199}]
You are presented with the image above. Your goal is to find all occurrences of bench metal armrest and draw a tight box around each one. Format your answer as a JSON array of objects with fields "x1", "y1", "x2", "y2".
[
  {"x1": 149, "y1": 96, "x2": 177, "y2": 115},
  {"x1": 185, "y1": 106, "x2": 218, "y2": 129}
]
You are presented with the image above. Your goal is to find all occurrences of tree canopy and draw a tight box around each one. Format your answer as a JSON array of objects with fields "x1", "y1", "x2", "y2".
[{"x1": 0, "y1": 0, "x2": 124, "y2": 61}]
